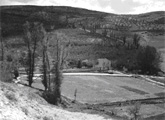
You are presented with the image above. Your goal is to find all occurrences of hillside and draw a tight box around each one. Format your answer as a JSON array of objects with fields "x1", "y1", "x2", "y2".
[
  {"x1": 0, "y1": 6, "x2": 165, "y2": 37},
  {"x1": 0, "y1": 5, "x2": 108, "y2": 36},
  {"x1": 0, "y1": 81, "x2": 113, "y2": 120},
  {"x1": 0, "y1": 5, "x2": 165, "y2": 73}
]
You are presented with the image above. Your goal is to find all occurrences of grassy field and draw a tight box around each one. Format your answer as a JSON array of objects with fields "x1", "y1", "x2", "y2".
[
  {"x1": 61, "y1": 75, "x2": 164, "y2": 103},
  {"x1": 61, "y1": 75, "x2": 165, "y2": 119},
  {"x1": 20, "y1": 74, "x2": 165, "y2": 103}
]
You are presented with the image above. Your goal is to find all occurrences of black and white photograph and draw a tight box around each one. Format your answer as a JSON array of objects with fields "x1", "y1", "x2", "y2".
[{"x1": 0, "y1": 0, "x2": 165, "y2": 120}]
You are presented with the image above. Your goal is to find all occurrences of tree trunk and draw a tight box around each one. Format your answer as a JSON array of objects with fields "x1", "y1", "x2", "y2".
[
  {"x1": 28, "y1": 45, "x2": 32, "y2": 87},
  {"x1": 46, "y1": 52, "x2": 51, "y2": 91},
  {"x1": 42, "y1": 46, "x2": 47, "y2": 91},
  {"x1": 0, "y1": 37, "x2": 4, "y2": 62}
]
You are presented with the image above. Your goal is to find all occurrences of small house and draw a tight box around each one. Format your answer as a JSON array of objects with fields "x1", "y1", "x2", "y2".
[{"x1": 93, "y1": 58, "x2": 112, "y2": 71}]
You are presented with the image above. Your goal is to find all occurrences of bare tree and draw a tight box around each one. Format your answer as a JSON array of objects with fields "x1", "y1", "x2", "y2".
[
  {"x1": 48, "y1": 32, "x2": 71, "y2": 104},
  {"x1": 40, "y1": 26, "x2": 50, "y2": 91},
  {"x1": 23, "y1": 22, "x2": 45, "y2": 87}
]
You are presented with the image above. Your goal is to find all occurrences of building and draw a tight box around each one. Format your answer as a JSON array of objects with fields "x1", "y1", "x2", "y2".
[{"x1": 93, "y1": 58, "x2": 112, "y2": 71}]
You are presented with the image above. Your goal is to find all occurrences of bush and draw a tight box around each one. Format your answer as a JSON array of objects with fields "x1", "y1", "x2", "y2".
[
  {"x1": 43, "y1": 116, "x2": 53, "y2": 120},
  {"x1": 77, "y1": 60, "x2": 82, "y2": 68},
  {"x1": 21, "y1": 107, "x2": 29, "y2": 115},
  {"x1": 0, "y1": 61, "x2": 13, "y2": 82},
  {"x1": 4, "y1": 91, "x2": 17, "y2": 102},
  {"x1": 42, "y1": 71, "x2": 63, "y2": 105},
  {"x1": 127, "y1": 102, "x2": 141, "y2": 120},
  {"x1": 68, "y1": 59, "x2": 77, "y2": 68},
  {"x1": 42, "y1": 90, "x2": 57, "y2": 105}
]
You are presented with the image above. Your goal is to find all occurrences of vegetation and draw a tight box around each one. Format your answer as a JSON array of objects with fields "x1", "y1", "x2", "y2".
[
  {"x1": 38, "y1": 24, "x2": 51, "y2": 91},
  {"x1": 0, "y1": 34, "x2": 20, "y2": 82},
  {"x1": 77, "y1": 60, "x2": 82, "y2": 68},
  {"x1": 0, "y1": 61, "x2": 13, "y2": 82},
  {"x1": 48, "y1": 32, "x2": 71, "y2": 105},
  {"x1": 0, "y1": 6, "x2": 164, "y2": 120},
  {"x1": 111, "y1": 45, "x2": 161, "y2": 75},
  {"x1": 23, "y1": 22, "x2": 45, "y2": 87},
  {"x1": 0, "y1": 6, "x2": 164, "y2": 107},
  {"x1": 128, "y1": 102, "x2": 141, "y2": 120},
  {"x1": 1, "y1": 6, "x2": 164, "y2": 37},
  {"x1": 137, "y1": 46, "x2": 161, "y2": 75}
]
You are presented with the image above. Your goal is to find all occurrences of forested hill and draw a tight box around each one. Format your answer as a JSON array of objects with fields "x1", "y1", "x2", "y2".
[{"x1": 0, "y1": 5, "x2": 165, "y2": 37}]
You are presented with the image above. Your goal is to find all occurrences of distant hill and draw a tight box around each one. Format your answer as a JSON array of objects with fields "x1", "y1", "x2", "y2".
[
  {"x1": 0, "y1": 5, "x2": 164, "y2": 37},
  {"x1": 0, "y1": 5, "x2": 108, "y2": 36}
]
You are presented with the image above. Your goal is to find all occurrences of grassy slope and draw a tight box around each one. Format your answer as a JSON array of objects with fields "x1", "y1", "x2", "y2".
[{"x1": 0, "y1": 81, "x2": 113, "y2": 120}]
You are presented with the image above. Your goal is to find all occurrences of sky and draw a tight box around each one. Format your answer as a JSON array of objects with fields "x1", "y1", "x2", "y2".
[{"x1": 0, "y1": 0, "x2": 165, "y2": 14}]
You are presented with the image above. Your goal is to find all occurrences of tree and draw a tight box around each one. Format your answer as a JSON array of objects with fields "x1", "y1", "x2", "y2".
[
  {"x1": 0, "y1": 48, "x2": 21, "y2": 82},
  {"x1": 102, "y1": 28, "x2": 107, "y2": 37},
  {"x1": 0, "y1": 29, "x2": 20, "y2": 82},
  {"x1": 133, "y1": 34, "x2": 140, "y2": 49},
  {"x1": 23, "y1": 22, "x2": 45, "y2": 87},
  {"x1": 39, "y1": 25, "x2": 51, "y2": 91},
  {"x1": 0, "y1": 61, "x2": 13, "y2": 82},
  {"x1": 48, "y1": 32, "x2": 71, "y2": 105},
  {"x1": 122, "y1": 36, "x2": 126, "y2": 46},
  {"x1": 137, "y1": 46, "x2": 161, "y2": 75},
  {"x1": 90, "y1": 23, "x2": 97, "y2": 34},
  {"x1": 0, "y1": 30, "x2": 4, "y2": 62},
  {"x1": 77, "y1": 60, "x2": 82, "y2": 68}
]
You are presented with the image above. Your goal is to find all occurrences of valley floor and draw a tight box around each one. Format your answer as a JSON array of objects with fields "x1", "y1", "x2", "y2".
[{"x1": 19, "y1": 72, "x2": 165, "y2": 119}]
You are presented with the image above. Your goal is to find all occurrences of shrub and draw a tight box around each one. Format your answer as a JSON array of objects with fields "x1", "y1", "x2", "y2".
[
  {"x1": 43, "y1": 116, "x2": 53, "y2": 120},
  {"x1": 4, "y1": 91, "x2": 17, "y2": 102},
  {"x1": 42, "y1": 90, "x2": 57, "y2": 105},
  {"x1": 0, "y1": 61, "x2": 13, "y2": 82},
  {"x1": 68, "y1": 59, "x2": 77, "y2": 68},
  {"x1": 77, "y1": 60, "x2": 82, "y2": 68},
  {"x1": 42, "y1": 72, "x2": 63, "y2": 105},
  {"x1": 127, "y1": 102, "x2": 141, "y2": 120},
  {"x1": 21, "y1": 107, "x2": 29, "y2": 115}
]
